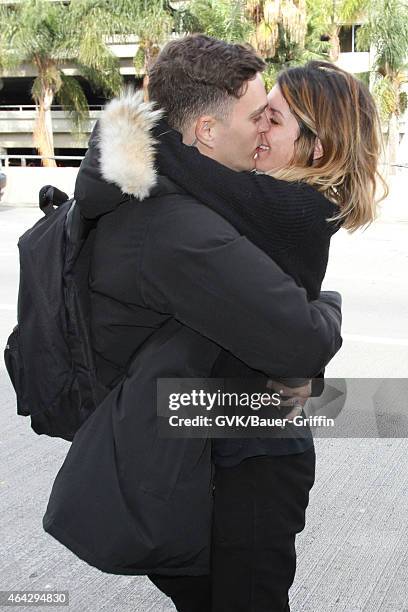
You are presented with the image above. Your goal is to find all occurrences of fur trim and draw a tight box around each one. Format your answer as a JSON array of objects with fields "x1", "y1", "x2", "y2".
[{"x1": 97, "y1": 88, "x2": 163, "y2": 200}]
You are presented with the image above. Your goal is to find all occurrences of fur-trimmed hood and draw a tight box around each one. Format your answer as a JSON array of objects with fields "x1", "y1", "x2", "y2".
[
  {"x1": 74, "y1": 89, "x2": 164, "y2": 219},
  {"x1": 97, "y1": 89, "x2": 163, "y2": 200}
]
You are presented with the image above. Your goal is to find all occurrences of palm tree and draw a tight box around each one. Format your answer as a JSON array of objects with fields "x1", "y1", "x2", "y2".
[
  {"x1": 0, "y1": 0, "x2": 123, "y2": 167},
  {"x1": 244, "y1": 1, "x2": 331, "y2": 88},
  {"x1": 185, "y1": 0, "x2": 254, "y2": 42},
  {"x1": 182, "y1": 0, "x2": 321, "y2": 88},
  {"x1": 357, "y1": 0, "x2": 408, "y2": 174},
  {"x1": 247, "y1": 1, "x2": 307, "y2": 57},
  {"x1": 117, "y1": 0, "x2": 174, "y2": 100},
  {"x1": 305, "y1": 0, "x2": 369, "y2": 63}
]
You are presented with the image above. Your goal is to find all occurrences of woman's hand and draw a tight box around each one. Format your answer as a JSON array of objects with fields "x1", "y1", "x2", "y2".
[{"x1": 266, "y1": 379, "x2": 312, "y2": 420}]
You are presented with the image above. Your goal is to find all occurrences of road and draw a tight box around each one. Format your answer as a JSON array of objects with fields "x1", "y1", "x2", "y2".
[{"x1": 0, "y1": 204, "x2": 407, "y2": 611}]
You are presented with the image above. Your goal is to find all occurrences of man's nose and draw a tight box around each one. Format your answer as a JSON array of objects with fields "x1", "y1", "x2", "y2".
[{"x1": 258, "y1": 111, "x2": 270, "y2": 133}]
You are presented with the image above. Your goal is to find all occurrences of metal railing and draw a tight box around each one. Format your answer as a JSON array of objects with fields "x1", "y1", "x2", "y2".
[
  {"x1": 1, "y1": 155, "x2": 407, "y2": 170},
  {"x1": 0, "y1": 154, "x2": 84, "y2": 167},
  {"x1": 0, "y1": 105, "x2": 104, "y2": 112}
]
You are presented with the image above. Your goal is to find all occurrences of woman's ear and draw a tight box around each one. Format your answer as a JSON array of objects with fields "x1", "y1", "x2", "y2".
[{"x1": 313, "y1": 137, "x2": 324, "y2": 160}]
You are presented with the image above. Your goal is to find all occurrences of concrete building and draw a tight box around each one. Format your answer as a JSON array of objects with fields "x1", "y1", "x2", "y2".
[
  {"x1": 0, "y1": 35, "x2": 143, "y2": 164},
  {"x1": 1, "y1": 15, "x2": 407, "y2": 169}
]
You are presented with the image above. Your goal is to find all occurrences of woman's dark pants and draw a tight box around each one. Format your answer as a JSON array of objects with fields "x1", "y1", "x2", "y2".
[{"x1": 148, "y1": 445, "x2": 316, "y2": 612}]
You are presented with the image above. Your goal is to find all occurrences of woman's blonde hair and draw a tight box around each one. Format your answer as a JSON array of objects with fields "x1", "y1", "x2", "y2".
[{"x1": 270, "y1": 61, "x2": 388, "y2": 232}]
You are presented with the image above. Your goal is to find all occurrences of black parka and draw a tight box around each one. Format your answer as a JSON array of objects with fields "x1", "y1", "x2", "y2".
[{"x1": 42, "y1": 91, "x2": 342, "y2": 575}]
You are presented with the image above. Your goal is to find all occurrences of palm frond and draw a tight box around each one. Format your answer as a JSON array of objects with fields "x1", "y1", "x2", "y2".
[
  {"x1": 31, "y1": 65, "x2": 62, "y2": 104},
  {"x1": 339, "y1": 0, "x2": 370, "y2": 23},
  {"x1": 187, "y1": 0, "x2": 254, "y2": 43},
  {"x1": 56, "y1": 74, "x2": 90, "y2": 131},
  {"x1": 76, "y1": 62, "x2": 123, "y2": 98},
  {"x1": 357, "y1": 0, "x2": 408, "y2": 75},
  {"x1": 11, "y1": 0, "x2": 67, "y2": 61}
]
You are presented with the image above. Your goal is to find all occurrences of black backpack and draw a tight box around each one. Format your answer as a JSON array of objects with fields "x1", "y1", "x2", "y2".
[{"x1": 4, "y1": 186, "x2": 107, "y2": 441}]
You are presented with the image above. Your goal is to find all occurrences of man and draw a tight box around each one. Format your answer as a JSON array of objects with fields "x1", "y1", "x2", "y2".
[
  {"x1": 140, "y1": 37, "x2": 322, "y2": 611},
  {"x1": 49, "y1": 35, "x2": 341, "y2": 611}
]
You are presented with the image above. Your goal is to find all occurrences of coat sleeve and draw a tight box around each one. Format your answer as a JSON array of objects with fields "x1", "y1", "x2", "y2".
[{"x1": 141, "y1": 201, "x2": 342, "y2": 380}]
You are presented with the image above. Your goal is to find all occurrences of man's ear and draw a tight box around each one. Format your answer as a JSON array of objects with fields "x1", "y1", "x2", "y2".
[
  {"x1": 313, "y1": 137, "x2": 323, "y2": 161},
  {"x1": 193, "y1": 116, "x2": 216, "y2": 149}
]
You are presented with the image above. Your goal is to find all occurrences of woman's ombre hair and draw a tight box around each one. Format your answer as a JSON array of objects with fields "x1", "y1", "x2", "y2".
[{"x1": 271, "y1": 61, "x2": 388, "y2": 232}]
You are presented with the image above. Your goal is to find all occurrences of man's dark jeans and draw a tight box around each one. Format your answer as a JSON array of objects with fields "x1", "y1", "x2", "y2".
[{"x1": 148, "y1": 445, "x2": 316, "y2": 612}]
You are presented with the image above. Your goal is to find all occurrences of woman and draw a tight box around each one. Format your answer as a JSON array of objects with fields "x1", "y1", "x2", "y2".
[
  {"x1": 154, "y1": 60, "x2": 387, "y2": 306},
  {"x1": 149, "y1": 58, "x2": 387, "y2": 468}
]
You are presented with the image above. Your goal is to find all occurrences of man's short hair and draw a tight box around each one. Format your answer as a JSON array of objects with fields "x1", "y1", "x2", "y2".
[{"x1": 148, "y1": 34, "x2": 265, "y2": 132}]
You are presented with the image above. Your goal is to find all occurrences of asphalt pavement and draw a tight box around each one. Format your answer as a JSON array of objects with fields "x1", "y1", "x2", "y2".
[{"x1": 0, "y1": 204, "x2": 407, "y2": 611}]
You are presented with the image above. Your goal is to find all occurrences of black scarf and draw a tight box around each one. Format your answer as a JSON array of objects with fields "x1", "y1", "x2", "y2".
[{"x1": 153, "y1": 119, "x2": 340, "y2": 301}]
